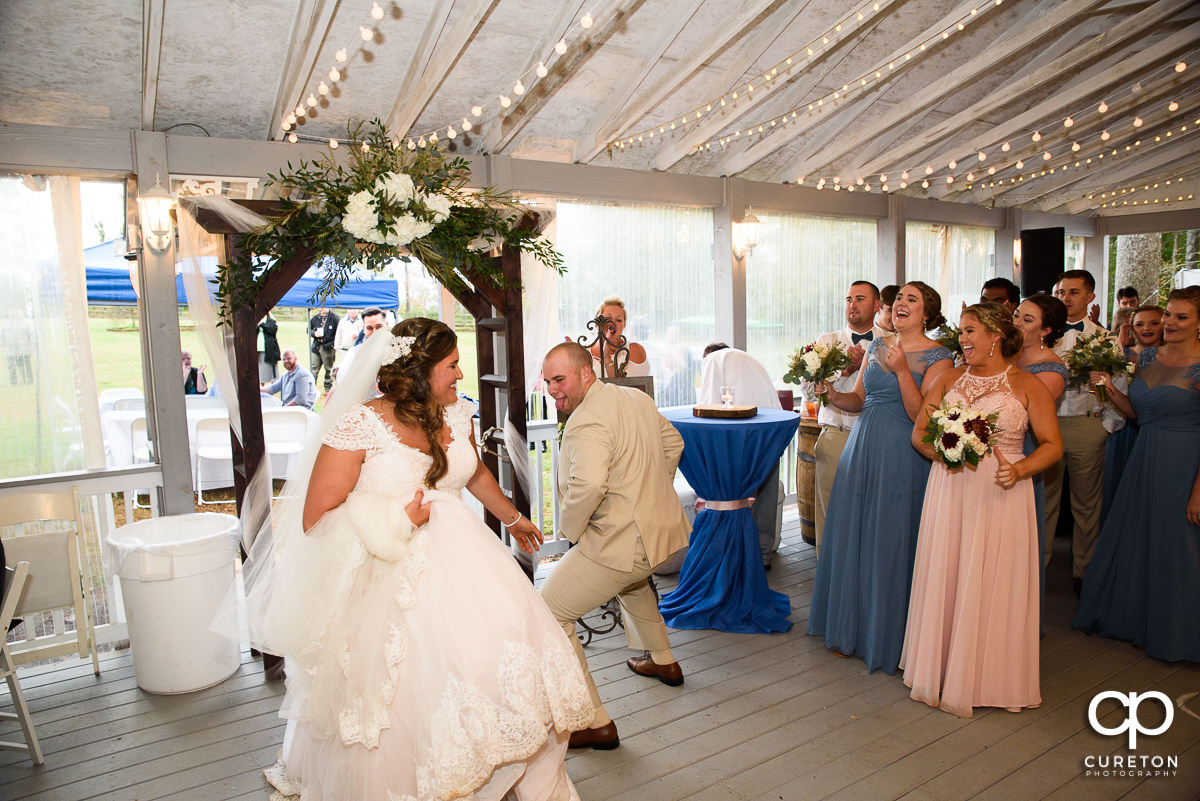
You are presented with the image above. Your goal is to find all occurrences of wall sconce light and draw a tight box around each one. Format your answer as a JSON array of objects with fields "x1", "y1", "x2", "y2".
[
  {"x1": 137, "y1": 174, "x2": 175, "y2": 253},
  {"x1": 733, "y1": 208, "x2": 761, "y2": 259}
]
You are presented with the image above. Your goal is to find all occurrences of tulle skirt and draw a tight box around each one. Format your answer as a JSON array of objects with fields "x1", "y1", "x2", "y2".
[{"x1": 262, "y1": 492, "x2": 594, "y2": 801}]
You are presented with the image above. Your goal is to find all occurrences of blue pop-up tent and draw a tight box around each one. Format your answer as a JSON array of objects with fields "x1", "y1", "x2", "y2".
[{"x1": 84, "y1": 241, "x2": 400, "y2": 308}]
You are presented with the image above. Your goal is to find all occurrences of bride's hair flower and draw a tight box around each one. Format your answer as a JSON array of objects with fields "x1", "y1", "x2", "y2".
[{"x1": 384, "y1": 333, "x2": 417, "y2": 364}]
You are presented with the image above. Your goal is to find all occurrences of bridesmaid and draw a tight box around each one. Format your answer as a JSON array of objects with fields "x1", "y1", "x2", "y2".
[
  {"x1": 807, "y1": 281, "x2": 954, "y2": 674},
  {"x1": 902, "y1": 303, "x2": 1061, "y2": 717},
  {"x1": 1074, "y1": 287, "x2": 1200, "y2": 662},
  {"x1": 1012, "y1": 295, "x2": 1068, "y2": 613},
  {"x1": 1100, "y1": 305, "x2": 1164, "y2": 523}
]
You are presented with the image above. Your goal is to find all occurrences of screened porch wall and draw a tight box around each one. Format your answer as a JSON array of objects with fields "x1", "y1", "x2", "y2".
[{"x1": 905, "y1": 222, "x2": 998, "y2": 318}]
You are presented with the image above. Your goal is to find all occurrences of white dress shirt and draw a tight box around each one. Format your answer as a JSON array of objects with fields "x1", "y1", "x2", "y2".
[
  {"x1": 697, "y1": 348, "x2": 782, "y2": 409},
  {"x1": 803, "y1": 325, "x2": 885, "y2": 429}
]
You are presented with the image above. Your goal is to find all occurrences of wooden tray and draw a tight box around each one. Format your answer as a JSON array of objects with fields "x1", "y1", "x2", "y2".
[{"x1": 693, "y1": 404, "x2": 758, "y2": 418}]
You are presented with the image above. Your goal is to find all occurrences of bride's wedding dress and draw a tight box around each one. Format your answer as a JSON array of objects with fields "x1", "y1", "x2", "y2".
[{"x1": 258, "y1": 400, "x2": 593, "y2": 801}]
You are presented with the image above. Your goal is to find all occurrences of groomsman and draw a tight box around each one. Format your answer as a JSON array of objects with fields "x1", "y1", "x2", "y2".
[
  {"x1": 1046, "y1": 269, "x2": 1107, "y2": 593},
  {"x1": 807, "y1": 281, "x2": 884, "y2": 553},
  {"x1": 980, "y1": 277, "x2": 1020, "y2": 314}
]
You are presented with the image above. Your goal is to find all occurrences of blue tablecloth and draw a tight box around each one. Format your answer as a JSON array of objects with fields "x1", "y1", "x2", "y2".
[{"x1": 658, "y1": 406, "x2": 799, "y2": 633}]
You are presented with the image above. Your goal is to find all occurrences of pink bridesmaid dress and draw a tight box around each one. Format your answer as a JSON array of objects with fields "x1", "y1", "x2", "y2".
[{"x1": 900, "y1": 366, "x2": 1041, "y2": 718}]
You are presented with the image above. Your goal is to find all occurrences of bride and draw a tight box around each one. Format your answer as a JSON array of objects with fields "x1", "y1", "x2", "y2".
[{"x1": 247, "y1": 317, "x2": 594, "y2": 801}]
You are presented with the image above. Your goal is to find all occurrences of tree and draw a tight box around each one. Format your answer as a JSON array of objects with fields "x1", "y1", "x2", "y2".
[{"x1": 1115, "y1": 233, "x2": 1161, "y2": 305}]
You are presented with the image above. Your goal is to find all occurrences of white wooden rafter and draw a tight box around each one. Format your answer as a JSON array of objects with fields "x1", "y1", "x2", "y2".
[
  {"x1": 849, "y1": 0, "x2": 1199, "y2": 183},
  {"x1": 266, "y1": 0, "x2": 342, "y2": 141},
  {"x1": 385, "y1": 0, "x2": 499, "y2": 138},
  {"x1": 141, "y1": 0, "x2": 165, "y2": 131},
  {"x1": 716, "y1": 0, "x2": 1029, "y2": 180},
  {"x1": 391, "y1": 0, "x2": 456, "y2": 131},
  {"x1": 765, "y1": 0, "x2": 1110, "y2": 183}
]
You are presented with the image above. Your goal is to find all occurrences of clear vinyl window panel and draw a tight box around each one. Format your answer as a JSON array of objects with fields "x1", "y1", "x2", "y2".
[
  {"x1": 746, "y1": 212, "x2": 876, "y2": 381},
  {"x1": 555, "y1": 200, "x2": 716, "y2": 407},
  {"x1": 905, "y1": 223, "x2": 997, "y2": 318}
]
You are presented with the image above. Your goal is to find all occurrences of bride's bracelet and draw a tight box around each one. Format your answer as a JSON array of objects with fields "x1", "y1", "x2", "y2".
[{"x1": 503, "y1": 512, "x2": 522, "y2": 529}]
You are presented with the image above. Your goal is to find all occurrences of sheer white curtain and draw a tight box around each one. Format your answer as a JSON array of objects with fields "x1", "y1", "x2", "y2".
[
  {"x1": 0, "y1": 175, "x2": 104, "y2": 479},
  {"x1": 906, "y1": 223, "x2": 997, "y2": 316},
  {"x1": 746, "y1": 212, "x2": 876, "y2": 380}
]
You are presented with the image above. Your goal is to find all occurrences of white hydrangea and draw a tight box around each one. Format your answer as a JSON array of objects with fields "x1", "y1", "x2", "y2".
[
  {"x1": 342, "y1": 189, "x2": 380, "y2": 240},
  {"x1": 421, "y1": 192, "x2": 453, "y2": 222},
  {"x1": 374, "y1": 171, "x2": 415, "y2": 204},
  {"x1": 943, "y1": 443, "x2": 964, "y2": 463},
  {"x1": 801, "y1": 351, "x2": 823, "y2": 374},
  {"x1": 944, "y1": 419, "x2": 967, "y2": 437}
]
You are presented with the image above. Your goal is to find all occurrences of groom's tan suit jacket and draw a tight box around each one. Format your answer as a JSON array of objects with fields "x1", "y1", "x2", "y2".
[{"x1": 556, "y1": 380, "x2": 690, "y2": 572}]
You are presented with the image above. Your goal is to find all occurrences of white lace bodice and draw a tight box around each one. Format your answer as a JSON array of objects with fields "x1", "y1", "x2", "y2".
[{"x1": 323, "y1": 400, "x2": 479, "y2": 498}]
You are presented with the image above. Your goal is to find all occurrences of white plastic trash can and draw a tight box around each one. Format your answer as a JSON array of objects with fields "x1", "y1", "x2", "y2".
[{"x1": 108, "y1": 512, "x2": 242, "y2": 694}]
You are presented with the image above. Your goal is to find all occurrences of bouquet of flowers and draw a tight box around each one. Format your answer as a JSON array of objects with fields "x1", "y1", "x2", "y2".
[
  {"x1": 922, "y1": 399, "x2": 999, "y2": 469},
  {"x1": 783, "y1": 341, "x2": 852, "y2": 407},
  {"x1": 934, "y1": 323, "x2": 962, "y2": 356},
  {"x1": 1063, "y1": 332, "x2": 1133, "y2": 403}
]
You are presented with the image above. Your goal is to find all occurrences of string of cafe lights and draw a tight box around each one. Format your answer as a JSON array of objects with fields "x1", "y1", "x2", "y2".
[
  {"x1": 283, "y1": 8, "x2": 602, "y2": 149},
  {"x1": 791, "y1": 60, "x2": 1195, "y2": 193},
  {"x1": 611, "y1": 0, "x2": 1006, "y2": 153},
  {"x1": 1090, "y1": 169, "x2": 1200, "y2": 209}
]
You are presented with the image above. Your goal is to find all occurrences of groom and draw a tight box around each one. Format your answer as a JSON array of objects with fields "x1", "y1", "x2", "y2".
[{"x1": 539, "y1": 342, "x2": 690, "y2": 750}]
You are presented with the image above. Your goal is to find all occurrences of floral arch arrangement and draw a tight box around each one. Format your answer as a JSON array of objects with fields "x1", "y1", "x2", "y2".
[{"x1": 215, "y1": 119, "x2": 562, "y2": 314}]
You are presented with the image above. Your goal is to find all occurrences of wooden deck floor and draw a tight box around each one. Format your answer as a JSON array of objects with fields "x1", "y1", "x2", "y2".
[{"x1": 3, "y1": 515, "x2": 1198, "y2": 801}]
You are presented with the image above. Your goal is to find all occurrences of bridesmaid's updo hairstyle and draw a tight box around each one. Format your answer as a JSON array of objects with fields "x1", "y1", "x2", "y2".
[
  {"x1": 901, "y1": 281, "x2": 947, "y2": 331},
  {"x1": 377, "y1": 317, "x2": 458, "y2": 487},
  {"x1": 1023, "y1": 294, "x2": 1068, "y2": 348},
  {"x1": 963, "y1": 302, "x2": 1024, "y2": 358}
]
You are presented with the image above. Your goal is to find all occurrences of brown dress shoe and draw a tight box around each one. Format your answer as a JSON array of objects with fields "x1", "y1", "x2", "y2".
[
  {"x1": 568, "y1": 721, "x2": 620, "y2": 750},
  {"x1": 626, "y1": 652, "x2": 684, "y2": 686}
]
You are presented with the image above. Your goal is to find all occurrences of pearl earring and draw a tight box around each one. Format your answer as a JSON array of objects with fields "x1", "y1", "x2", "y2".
[
  {"x1": 989, "y1": 341, "x2": 996, "y2": 357},
  {"x1": 1039, "y1": 336, "x2": 1045, "y2": 351}
]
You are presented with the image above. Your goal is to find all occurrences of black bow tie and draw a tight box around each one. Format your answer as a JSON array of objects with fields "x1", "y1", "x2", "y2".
[
  {"x1": 851, "y1": 331, "x2": 874, "y2": 344},
  {"x1": 1064, "y1": 321, "x2": 1085, "y2": 332}
]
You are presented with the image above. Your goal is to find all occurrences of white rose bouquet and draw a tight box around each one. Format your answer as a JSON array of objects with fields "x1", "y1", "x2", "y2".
[
  {"x1": 783, "y1": 341, "x2": 852, "y2": 407},
  {"x1": 1063, "y1": 331, "x2": 1133, "y2": 404},
  {"x1": 922, "y1": 398, "x2": 1000, "y2": 469}
]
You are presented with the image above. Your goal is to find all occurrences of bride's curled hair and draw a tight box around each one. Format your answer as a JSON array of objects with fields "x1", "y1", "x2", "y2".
[
  {"x1": 377, "y1": 317, "x2": 458, "y2": 487},
  {"x1": 963, "y1": 302, "x2": 1024, "y2": 358}
]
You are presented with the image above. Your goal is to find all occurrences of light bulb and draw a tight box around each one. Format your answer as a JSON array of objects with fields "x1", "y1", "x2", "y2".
[
  {"x1": 536, "y1": 62, "x2": 548, "y2": 78},
  {"x1": 948, "y1": 160, "x2": 957, "y2": 169},
  {"x1": 580, "y1": 12, "x2": 593, "y2": 28},
  {"x1": 513, "y1": 81, "x2": 525, "y2": 95},
  {"x1": 329, "y1": 138, "x2": 338, "y2": 149},
  {"x1": 499, "y1": 95, "x2": 511, "y2": 108},
  {"x1": 295, "y1": 104, "x2": 306, "y2": 117},
  {"x1": 978, "y1": 151, "x2": 986, "y2": 161},
  {"x1": 554, "y1": 39, "x2": 567, "y2": 55},
  {"x1": 471, "y1": 105, "x2": 482, "y2": 117},
  {"x1": 446, "y1": 126, "x2": 456, "y2": 139},
  {"x1": 288, "y1": 133, "x2": 298, "y2": 143},
  {"x1": 1064, "y1": 116, "x2": 1073, "y2": 128},
  {"x1": 879, "y1": 173, "x2": 887, "y2": 182},
  {"x1": 1169, "y1": 100, "x2": 1179, "y2": 112},
  {"x1": 281, "y1": 120, "x2": 291, "y2": 131},
  {"x1": 407, "y1": 139, "x2": 415, "y2": 150},
  {"x1": 336, "y1": 49, "x2": 347, "y2": 62},
  {"x1": 418, "y1": 137, "x2": 426, "y2": 147},
  {"x1": 856, "y1": 177, "x2": 864, "y2": 185},
  {"x1": 967, "y1": 172, "x2": 975, "y2": 181},
  {"x1": 921, "y1": 179, "x2": 929, "y2": 188},
  {"x1": 1016, "y1": 160, "x2": 1024, "y2": 169},
  {"x1": 1072, "y1": 141, "x2": 1080, "y2": 151},
  {"x1": 925, "y1": 165, "x2": 933, "y2": 175},
  {"x1": 371, "y1": 2, "x2": 384, "y2": 20},
  {"x1": 946, "y1": 175, "x2": 954, "y2": 184},
  {"x1": 360, "y1": 27, "x2": 373, "y2": 41},
  {"x1": 1098, "y1": 101, "x2": 1108, "y2": 113},
  {"x1": 900, "y1": 181, "x2": 908, "y2": 189},
  {"x1": 286, "y1": 113, "x2": 297, "y2": 126},
  {"x1": 329, "y1": 68, "x2": 340, "y2": 81},
  {"x1": 1176, "y1": 61, "x2": 1187, "y2": 73},
  {"x1": 462, "y1": 118, "x2": 472, "y2": 131},
  {"x1": 901, "y1": 171, "x2": 910, "y2": 180},
  {"x1": 306, "y1": 94, "x2": 317, "y2": 107},
  {"x1": 1001, "y1": 141, "x2": 1010, "y2": 152},
  {"x1": 1101, "y1": 130, "x2": 1110, "y2": 141},
  {"x1": 1043, "y1": 151, "x2": 1052, "y2": 160},
  {"x1": 1133, "y1": 116, "x2": 1143, "y2": 127},
  {"x1": 1032, "y1": 130, "x2": 1041, "y2": 142},
  {"x1": 429, "y1": 132, "x2": 438, "y2": 143},
  {"x1": 361, "y1": 141, "x2": 369, "y2": 152},
  {"x1": 318, "y1": 82, "x2": 329, "y2": 95}
]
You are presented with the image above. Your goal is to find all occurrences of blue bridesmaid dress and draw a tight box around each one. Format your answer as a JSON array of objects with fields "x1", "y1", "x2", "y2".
[
  {"x1": 1074, "y1": 349, "x2": 1200, "y2": 662},
  {"x1": 807, "y1": 339, "x2": 953, "y2": 674},
  {"x1": 1022, "y1": 360, "x2": 1068, "y2": 618},
  {"x1": 1100, "y1": 349, "x2": 1141, "y2": 524}
]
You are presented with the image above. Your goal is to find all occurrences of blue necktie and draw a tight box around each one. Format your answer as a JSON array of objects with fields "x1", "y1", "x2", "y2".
[
  {"x1": 851, "y1": 331, "x2": 874, "y2": 344},
  {"x1": 1064, "y1": 321, "x2": 1085, "y2": 332}
]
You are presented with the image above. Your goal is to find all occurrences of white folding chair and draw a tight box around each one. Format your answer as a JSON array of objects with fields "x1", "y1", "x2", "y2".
[
  {"x1": 260, "y1": 395, "x2": 282, "y2": 408},
  {"x1": 112, "y1": 397, "x2": 145, "y2": 412},
  {"x1": 185, "y1": 395, "x2": 226, "y2": 410},
  {"x1": 0, "y1": 561, "x2": 44, "y2": 764},
  {"x1": 263, "y1": 409, "x2": 309, "y2": 493},
  {"x1": 0, "y1": 488, "x2": 101, "y2": 677},
  {"x1": 194, "y1": 417, "x2": 233, "y2": 504}
]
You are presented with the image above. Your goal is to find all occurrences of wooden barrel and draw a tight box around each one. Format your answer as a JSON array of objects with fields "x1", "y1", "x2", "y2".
[{"x1": 796, "y1": 420, "x2": 820, "y2": 546}]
